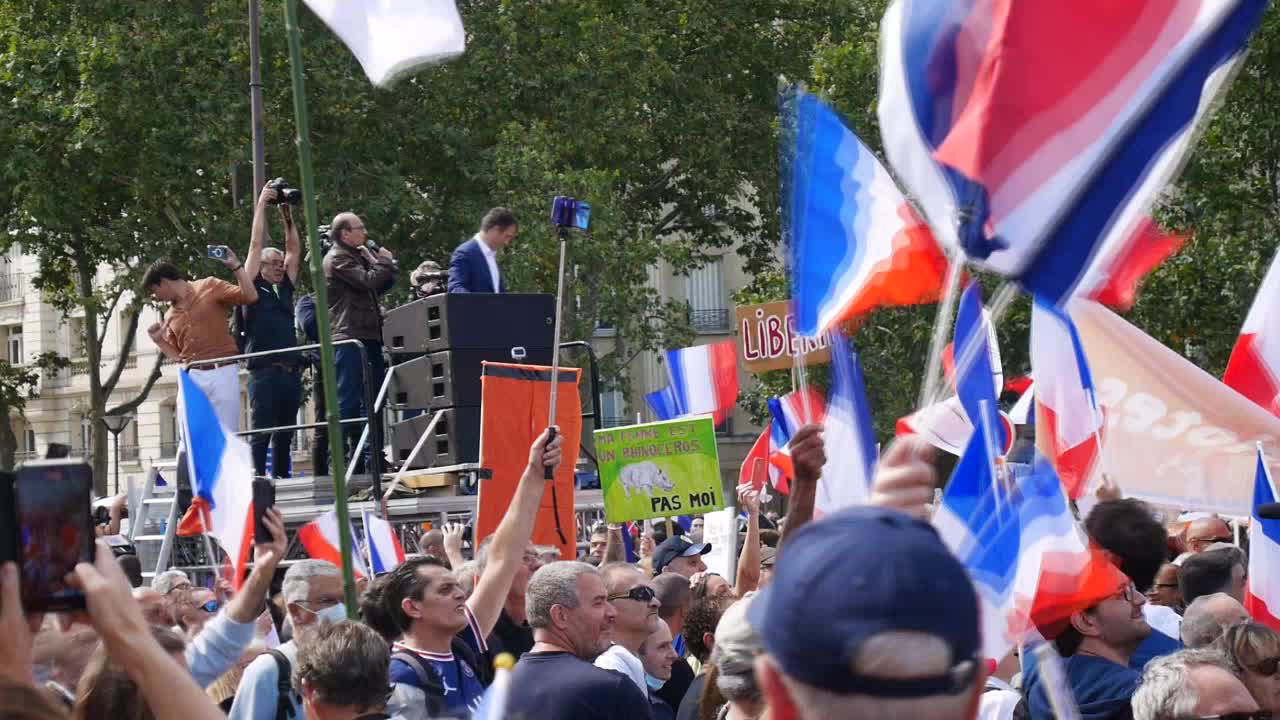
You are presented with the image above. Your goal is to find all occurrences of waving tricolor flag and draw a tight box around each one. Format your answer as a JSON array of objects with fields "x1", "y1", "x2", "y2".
[
  {"x1": 815, "y1": 334, "x2": 878, "y2": 514},
  {"x1": 934, "y1": 408, "x2": 1129, "y2": 661},
  {"x1": 878, "y1": 0, "x2": 1266, "y2": 305},
  {"x1": 1032, "y1": 300, "x2": 1104, "y2": 500},
  {"x1": 1080, "y1": 217, "x2": 1188, "y2": 311},
  {"x1": 174, "y1": 370, "x2": 255, "y2": 590},
  {"x1": 299, "y1": 510, "x2": 369, "y2": 578},
  {"x1": 1245, "y1": 450, "x2": 1280, "y2": 630},
  {"x1": 783, "y1": 88, "x2": 948, "y2": 338},
  {"x1": 953, "y1": 282, "x2": 1009, "y2": 450},
  {"x1": 1225, "y1": 249, "x2": 1280, "y2": 417},
  {"x1": 655, "y1": 340, "x2": 739, "y2": 425},
  {"x1": 362, "y1": 510, "x2": 406, "y2": 575},
  {"x1": 766, "y1": 386, "x2": 828, "y2": 494}
]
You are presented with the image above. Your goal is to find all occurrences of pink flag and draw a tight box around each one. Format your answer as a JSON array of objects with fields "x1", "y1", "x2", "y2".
[{"x1": 1225, "y1": 250, "x2": 1280, "y2": 417}]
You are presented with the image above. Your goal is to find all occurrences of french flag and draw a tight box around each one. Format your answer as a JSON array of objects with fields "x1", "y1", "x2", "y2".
[
  {"x1": 897, "y1": 395, "x2": 1015, "y2": 457},
  {"x1": 1225, "y1": 249, "x2": 1280, "y2": 417},
  {"x1": 1032, "y1": 300, "x2": 1104, "y2": 500},
  {"x1": 1080, "y1": 217, "x2": 1188, "y2": 311},
  {"x1": 814, "y1": 334, "x2": 878, "y2": 515},
  {"x1": 644, "y1": 386, "x2": 681, "y2": 422},
  {"x1": 363, "y1": 510, "x2": 406, "y2": 574},
  {"x1": 174, "y1": 370, "x2": 255, "y2": 590},
  {"x1": 1245, "y1": 449, "x2": 1280, "y2": 630},
  {"x1": 783, "y1": 88, "x2": 949, "y2": 337},
  {"x1": 767, "y1": 386, "x2": 827, "y2": 494},
  {"x1": 299, "y1": 509, "x2": 369, "y2": 578},
  {"x1": 953, "y1": 282, "x2": 1008, "y2": 450},
  {"x1": 878, "y1": 0, "x2": 1266, "y2": 305},
  {"x1": 660, "y1": 340, "x2": 739, "y2": 425},
  {"x1": 934, "y1": 407, "x2": 1129, "y2": 661}
]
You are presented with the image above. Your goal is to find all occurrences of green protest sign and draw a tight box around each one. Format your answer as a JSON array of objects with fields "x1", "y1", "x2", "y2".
[{"x1": 594, "y1": 416, "x2": 724, "y2": 523}]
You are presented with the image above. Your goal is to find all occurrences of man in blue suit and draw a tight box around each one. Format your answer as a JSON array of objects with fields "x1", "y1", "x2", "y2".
[{"x1": 448, "y1": 207, "x2": 518, "y2": 293}]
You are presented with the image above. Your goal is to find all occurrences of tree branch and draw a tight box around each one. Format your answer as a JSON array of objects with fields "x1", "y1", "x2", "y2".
[
  {"x1": 107, "y1": 352, "x2": 164, "y2": 417},
  {"x1": 101, "y1": 297, "x2": 144, "y2": 396},
  {"x1": 96, "y1": 287, "x2": 125, "y2": 349},
  {"x1": 650, "y1": 206, "x2": 683, "y2": 237}
]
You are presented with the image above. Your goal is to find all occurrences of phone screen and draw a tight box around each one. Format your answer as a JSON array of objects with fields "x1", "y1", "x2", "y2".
[{"x1": 15, "y1": 462, "x2": 93, "y2": 611}]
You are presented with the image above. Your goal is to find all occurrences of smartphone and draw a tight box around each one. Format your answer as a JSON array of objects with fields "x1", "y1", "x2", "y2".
[
  {"x1": 206, "y1": 245, "x2": 230, "y2": 260},
  {"x1": 13, "y1": 461, "x2": 94, "y2": 612},
  {"x1": 252, "y1": 478, "x2": 275, "y2": 544},
  {"x1": 749, "y1": 458, "x2": 768, "y2": 493}
]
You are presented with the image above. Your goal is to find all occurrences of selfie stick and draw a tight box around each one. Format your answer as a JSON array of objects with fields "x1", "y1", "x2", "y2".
[{"x1": 546, "y1": 226, "x2": 569, "y2": 543}]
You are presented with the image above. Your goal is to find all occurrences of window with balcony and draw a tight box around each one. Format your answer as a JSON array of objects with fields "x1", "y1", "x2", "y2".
[
  {"x1": 6, "y1": 326, "x2": 22, "y2": 366},
  {"x1": 687, "y1": 258, "x2": 729, "y2": 333}
]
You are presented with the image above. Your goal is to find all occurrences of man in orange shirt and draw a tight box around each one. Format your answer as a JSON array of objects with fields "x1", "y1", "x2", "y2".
[{"x1": 144, "y1": 252, "x2": 258, "y2": 430}]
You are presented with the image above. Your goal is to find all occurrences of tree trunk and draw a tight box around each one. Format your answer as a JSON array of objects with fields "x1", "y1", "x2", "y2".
[
  {"x1": 75, "y1": 256, "x2": 110, "y2": 495},
  {"x1": 0, "y1": 403, "x2": 16, "y2": 471}
]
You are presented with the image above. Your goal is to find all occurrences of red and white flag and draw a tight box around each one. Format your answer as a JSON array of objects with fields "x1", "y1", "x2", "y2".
[
  {"x1": 299, "y1": 510, "x2": 369, "y2": 578},
  {"x1": 1247, "y1": 450, "x2": 1280, "y2": 630},
  {"x1": 1080, "y1": 216, "x2": 1187, "y2": 311},
  {"x1": 1225, "y1": 250, "x2": 1280, "y2": 417},
  {"x1": 1032, "y1": 300, "x2": 1104, "y2": 500}
]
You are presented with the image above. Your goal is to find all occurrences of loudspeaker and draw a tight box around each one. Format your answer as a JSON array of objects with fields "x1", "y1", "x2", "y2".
[
  {"x1": 391, "y1": 348, "x2": 555, "y2": 410},
  {"x1": 390, "y1": 406, "x2": 481, "y2": 469},
  {"x1": 383, "y1": 293, "x2": 556, "y2": 357}
]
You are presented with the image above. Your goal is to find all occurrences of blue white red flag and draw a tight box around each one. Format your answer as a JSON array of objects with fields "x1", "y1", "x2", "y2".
[
  {"x1": 644, "y1": 386, "x2": 681, "y2": 422},
  {"x1": 934, "y1": 408, "x2": 1129, "y2": 661},
  {"x1": 1032, "y1": 300, "x2": 1104, "y2": 500},
  {"x1": 878, "y1": 0, "x2": 1266, "y2": 305},
  {"x1": 1225, "y1": 248, "x2": 1280, "y2": 418},
  {"x1": 299, "y1": 509, "x2": 369, "y2": 578},
  {"x1": 782, "y1": 88, "x2": 948, "y2": 337},
  {"x1": 174, "y1": 370, "x2": 255, "y2": 590},
  {"x1": 814, "y1": 334, "x2": 878, "y2": 515},
  {"x1": 1246, "y1": 450, "x2": 1280, "y2": 630},
  {"x1": 953, "y1": 282, "x2": 1008, "y2": 450},
  {"x1": 661, "y1": 340, "x2": 739, "y2": 425},
  {"x1": 767, "y1": 386, "x2": 827, "y2": 494},
  {"x1": 362, "y1": 510, "x2": 406, "y2": 575}
]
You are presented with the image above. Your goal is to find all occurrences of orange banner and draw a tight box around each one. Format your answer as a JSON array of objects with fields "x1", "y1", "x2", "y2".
[{"x1": 1071, "y1": 300, "x2": 1280, "y2": 515}]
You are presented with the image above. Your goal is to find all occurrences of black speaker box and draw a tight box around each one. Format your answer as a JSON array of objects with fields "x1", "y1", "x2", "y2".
[
  {"x1": 390, "y1": 347, "x2": 554, "y2": 409},
  {"x1": 390, "y1": 406, "x2": 481, "y2": 469},
  {"x1": 383, "y1": 293, "x2": 556, "y2": 357}
]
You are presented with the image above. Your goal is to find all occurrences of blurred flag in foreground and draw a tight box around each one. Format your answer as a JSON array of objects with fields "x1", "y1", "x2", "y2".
[
  {"x1": 782, "y1": 87, "x2": 947, "y2": 338},
  {"x1": 301, "y1": 0, "x2": 466, "y2": 86},
  {"x1": 1246, "y1": 450, "x2": 1280, "y2": 630},
  {"x1": 1225, "y1": 248, "x2": 1280, "y2": 417},
  {"x1": 1032, "y1": 300, "x2": 1104, "y2": 500},
  {"x1": 766, "y1": 386, "x2": 828, "y2": 494}
]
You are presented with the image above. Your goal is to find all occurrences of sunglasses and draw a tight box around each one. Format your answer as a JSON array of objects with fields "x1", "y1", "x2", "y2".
[
  {"x1": 1248, "y1": 656, "x2": 1280, "y2": 676},
  {"x1": 608, "y1": 586, "x2": 656, "y2": 603},
  {"x1": 198, "y1": 599, "x2": 220, "y2": 614},
  {"x1": 1190, "y1": 536, "x2": 1234, "y2": 545},
  {"x1": 1197, "y1": 713, "x2": 1273, "y2": 719}
]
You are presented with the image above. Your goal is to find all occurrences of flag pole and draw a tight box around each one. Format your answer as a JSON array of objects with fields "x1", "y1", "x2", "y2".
[{"x1": 283, "y1": 0, "x2": 359, "y2": 615}]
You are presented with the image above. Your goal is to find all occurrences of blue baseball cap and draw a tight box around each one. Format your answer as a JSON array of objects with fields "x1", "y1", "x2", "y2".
[{"x1": 747, "y1": 506, "x2": 981, "y2": 698}]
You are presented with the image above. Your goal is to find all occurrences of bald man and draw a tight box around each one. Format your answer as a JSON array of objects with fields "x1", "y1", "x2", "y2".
[
  {"x1": 322, "y1": 211, "x2": 398, "y2": 474},
  {"x1": 1184, "y1": 516, "x2": 1234, "y2": 554}
]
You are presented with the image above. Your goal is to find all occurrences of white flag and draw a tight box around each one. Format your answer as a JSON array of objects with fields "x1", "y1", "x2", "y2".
[{"x1": 302, "y1": 0, "x2": 466, "y2": 86}]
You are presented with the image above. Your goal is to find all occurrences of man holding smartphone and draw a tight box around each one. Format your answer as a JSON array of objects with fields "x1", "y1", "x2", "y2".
[
  {"x1": 143, "y1": 247, "x2": 258, "y2": 430},
  {"x1": 241, "y1": 182, "x2": 303, "y2": 478}
]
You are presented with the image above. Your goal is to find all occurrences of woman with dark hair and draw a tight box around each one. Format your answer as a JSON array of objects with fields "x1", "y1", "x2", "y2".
[
  {"x1": 72, "y1": 626, "x2": 186, "y2": 720},
  {"x1": 1215, "y1": 622, "x2": 1280, "y2": 713}
]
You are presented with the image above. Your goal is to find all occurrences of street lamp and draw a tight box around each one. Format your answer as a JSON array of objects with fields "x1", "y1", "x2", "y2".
[{"x1": 101, "y1": 414, "x2": 134, "y2": 496}]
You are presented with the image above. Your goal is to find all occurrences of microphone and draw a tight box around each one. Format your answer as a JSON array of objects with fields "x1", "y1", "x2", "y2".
[{"x1": 1257, "y1": 502, "x2": 1280, "y2": 520}]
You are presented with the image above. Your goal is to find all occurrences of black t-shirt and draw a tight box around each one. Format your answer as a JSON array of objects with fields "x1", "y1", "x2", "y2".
[
  {"x1": 244, "y1": 274, "x2": 299, "y2": 368},
  {"x1": 506, "y1": 651, "x2": 654, "y2": 720},
  {"x1": 675, "y1": 673, "x2": 708, "y2": 720},
  {"x1": 487, "y1": 609, "x2": 535, "y2": 661},
  {"x1": 656, "y1": 656, "x2": 695, "y2": 711}
]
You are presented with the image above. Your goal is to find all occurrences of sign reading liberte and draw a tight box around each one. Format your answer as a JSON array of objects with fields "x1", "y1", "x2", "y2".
[
  {"x1": 595, "y1": 417, "x2": 725, "y2": 523},
  {"x1": 736, "y1": 301, "x2": 840, "y2": 373}
]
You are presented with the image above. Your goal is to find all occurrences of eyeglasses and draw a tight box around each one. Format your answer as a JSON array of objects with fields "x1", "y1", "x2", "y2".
[
  {"x1": 1190, "y1": 536, "x2": 1234, "y2": 546},
  {"x1": 1248, "y1": 656, "x2": 1280, "y2": 676},
  {"x1": 608, "y1": 586, "x2": 656, "y2": 603},
  {"x1": 1152, "y1": 583, "x2": 1180, "y2": 589},
  {"x1": 1196, "y1": 712, "x2": 1273, "y2": 719}
]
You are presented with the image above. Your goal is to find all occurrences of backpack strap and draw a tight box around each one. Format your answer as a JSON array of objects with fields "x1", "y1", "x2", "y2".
[
  {"x1": 267, "y1": 649, "x2": 296, "y2": 720},
  {"x1": 391, "y1": 650, "x2": 447, "y2": 717}
]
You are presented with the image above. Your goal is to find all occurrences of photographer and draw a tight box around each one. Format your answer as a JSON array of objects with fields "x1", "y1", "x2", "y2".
[
  {"x1": 321, "y1": 212, "x2": 397, "y2": 474},
  {"x1": 410, "y1": 259, "x2": 447, "y2": 299},
  {"x1": 144, "y1": 250, "x2": 258, "y2": 431},
  {"x1": 242, "y1": 181, "x2": 303, "y2": 478}
]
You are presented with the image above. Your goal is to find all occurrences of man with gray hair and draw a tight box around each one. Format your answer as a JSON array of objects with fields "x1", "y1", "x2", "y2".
[
  {"x1": 506, "y1": 561, "x2": 652, "y2": 719},
  {"x1": 749, "y1": 506, "x2": 984, "y2": 720},
  {"x1": 242, "y1": 180, "x2": 303, "y2": 478},
  {"x1": 1133, "y1": 648, "x2": 1261, "y2": 720},
  {"x1": 153, "y1": 568, "x2": 192, "y2": 596},
  {"x1": 230, "y1": 558, "x2": 346, "y2": 720},
  {"x1": 1181, "y1": 593, "x2": 1250, "y2": 648}
]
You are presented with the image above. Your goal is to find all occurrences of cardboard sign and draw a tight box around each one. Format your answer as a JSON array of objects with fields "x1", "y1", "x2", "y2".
[
  {"x1": 736, "y1": 301, "x2": 836, "y2": 372},
  {"x1": 595, "y1": 417, "x2": 724, "y2": 523},
  {"x1": 701, "y1": 505, "x2": 738, "y2": 580}
]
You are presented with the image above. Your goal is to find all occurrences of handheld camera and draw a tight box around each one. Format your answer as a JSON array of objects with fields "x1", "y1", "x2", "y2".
[
  {"x1": 0, "y1": 460, "x2": 95, "y2": 612},
  {"x1": 207, "y1": 245, "x2": 230, "y2": 260},
  {"x1": 550, "y1": 196, "x2": 591, "y2": 231},
  {"x1": 266, "y1": 177, "x2": 303, "y2": 206}
]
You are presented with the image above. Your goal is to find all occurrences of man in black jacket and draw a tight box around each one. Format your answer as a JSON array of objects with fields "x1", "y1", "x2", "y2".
[{"x1": 321, "y1": 212, "x2": 398, "y2": 474}]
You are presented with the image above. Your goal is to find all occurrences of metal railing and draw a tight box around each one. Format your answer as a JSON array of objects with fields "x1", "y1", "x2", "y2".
[{"x1": 690, "y1": 308, "x2": 730, "y2": 332}]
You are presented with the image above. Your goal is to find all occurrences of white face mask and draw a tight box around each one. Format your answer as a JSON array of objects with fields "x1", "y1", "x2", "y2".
[
  {"x1": 646, "y1": 673, "x2": 666, "y2": 690},
  {"x1": 303, "y1": 602, "x2": 347, "y2": 625}
]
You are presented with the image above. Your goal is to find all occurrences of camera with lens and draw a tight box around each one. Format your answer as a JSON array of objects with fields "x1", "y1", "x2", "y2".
[{"x1": 266, "y1": 177, "x2": 302, "y2": 206}]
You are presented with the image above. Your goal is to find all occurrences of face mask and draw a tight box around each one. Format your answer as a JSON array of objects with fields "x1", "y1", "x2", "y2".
[
  {"x1": 304, "y1": 602, "x2": 347, "y2": 625},
  {"x1": 646, "y1": 673, "x2": 666, "y2": 691}
]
